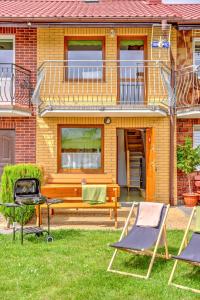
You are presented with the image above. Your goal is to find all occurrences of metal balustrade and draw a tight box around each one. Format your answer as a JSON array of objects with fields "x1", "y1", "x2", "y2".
[
  {"x1": 0, "y1": 63, "x2": 31, "y2": 107},
  {"x1": 175, "y1": 65, "x2": 200, "y2": 109},
  {"x1": 32, "y1": 60, "x2": 171, "y2": 113}
]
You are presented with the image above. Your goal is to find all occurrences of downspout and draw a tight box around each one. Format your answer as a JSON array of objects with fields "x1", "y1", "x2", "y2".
[{"x1": 169, "y1": 59, "x2": 176, "y2": 206}]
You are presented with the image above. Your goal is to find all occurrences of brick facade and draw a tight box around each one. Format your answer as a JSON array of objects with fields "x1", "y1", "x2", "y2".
[
  {"x1": 0, "y1": 117, "x2": 36, "y2": 163},
  {"x1": 0, "y1": 27, "x2": 37, "y2": 86},
  {"x1": 0, "y1": 27, "x2": 37, "y2": 164}
]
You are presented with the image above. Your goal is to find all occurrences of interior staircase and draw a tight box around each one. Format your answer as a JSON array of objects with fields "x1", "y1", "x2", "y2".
[{"x1": 125, "y1": 129, "x2": 145, "y2": 193}]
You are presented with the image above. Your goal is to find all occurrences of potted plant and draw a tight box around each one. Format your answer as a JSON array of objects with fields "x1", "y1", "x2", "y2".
[{"x1": 177, "y1": 137, "x2": 200, "y2": 207}]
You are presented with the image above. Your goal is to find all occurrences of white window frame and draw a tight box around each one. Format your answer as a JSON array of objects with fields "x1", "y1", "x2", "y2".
[{"x1": 193, "y1": 125, "x2": 200, "y2": 171}]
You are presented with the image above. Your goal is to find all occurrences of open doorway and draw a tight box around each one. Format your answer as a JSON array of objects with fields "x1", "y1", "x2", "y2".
[{"x1": 117, "y1": 128, "x2": 146, "y2": 202}]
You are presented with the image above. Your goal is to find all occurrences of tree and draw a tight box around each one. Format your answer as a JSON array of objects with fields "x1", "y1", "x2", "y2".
[{"x1": 177, "y1": 137, "x2": 200, "y2": 194}]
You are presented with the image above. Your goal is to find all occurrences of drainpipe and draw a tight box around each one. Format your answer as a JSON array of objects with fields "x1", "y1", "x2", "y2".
[{"x1": 169, "y1": 62, "x2": 176, "y2": 206}]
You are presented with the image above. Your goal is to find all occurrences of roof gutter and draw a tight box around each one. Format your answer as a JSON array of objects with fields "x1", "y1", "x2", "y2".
[
  {"x1": 0, "y1": 17, "x2": 199, "y2": 28},
  {"x1": 178, "y1": 24, "x2": 200, "y2": 30},
  {"x1": 0, "y1": 21, "x2": 161, "y2": 28},
  {"x1": 0, "y1": 16, "x2": 189, "y2": 25}
]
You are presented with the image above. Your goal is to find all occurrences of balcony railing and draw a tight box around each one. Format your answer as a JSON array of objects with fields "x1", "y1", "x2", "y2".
[
  {"x1": 33, "y1": 60, "x2": 171, "y2": 114},
  {"x1": 175, "y1": 65, "x2": 200, "y2": 109},
  {"x1": 0, "y1": 63, "x2": 31, "y2": 108}
]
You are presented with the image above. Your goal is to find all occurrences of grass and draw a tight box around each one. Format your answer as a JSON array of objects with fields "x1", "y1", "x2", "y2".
[{"x1": 0, "y1": 229, "x2": 199, "y2": 300}]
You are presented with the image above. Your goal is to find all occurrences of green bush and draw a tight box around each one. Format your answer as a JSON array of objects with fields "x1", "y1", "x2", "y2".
[
  {"x1": 0, "y1": 164, "x2": 44, "y2": 224},
  {"x1": 177, "y1": 137, "x2": 200, "y2": 193}
]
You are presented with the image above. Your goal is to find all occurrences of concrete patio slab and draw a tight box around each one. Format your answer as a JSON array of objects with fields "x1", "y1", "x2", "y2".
[{"x1": 0, "y1": 205, "x2": 195, "y2": 232}]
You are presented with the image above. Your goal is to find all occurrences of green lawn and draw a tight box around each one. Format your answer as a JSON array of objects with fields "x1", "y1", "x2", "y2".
[{"x1": 0, "y1": 230, "x2": 199, "y2": 300}]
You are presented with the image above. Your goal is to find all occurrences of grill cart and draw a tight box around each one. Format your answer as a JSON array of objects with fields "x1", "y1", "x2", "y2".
[{"x1": 0, "y1": 178, "x2": 63, "y2": 244}]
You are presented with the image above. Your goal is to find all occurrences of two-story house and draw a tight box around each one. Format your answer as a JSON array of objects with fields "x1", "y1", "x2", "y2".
[{"x1": 1, "y1": 0, "x2": 200, "y2": 206}]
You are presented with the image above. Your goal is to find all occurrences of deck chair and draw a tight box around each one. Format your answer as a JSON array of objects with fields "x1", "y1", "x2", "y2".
[
  {"x1": 107, "y1": 202, "x2": 170, "y2": 279},
  {"x1": 168, "y1": 206, "x2": 200, "y2": 294}
]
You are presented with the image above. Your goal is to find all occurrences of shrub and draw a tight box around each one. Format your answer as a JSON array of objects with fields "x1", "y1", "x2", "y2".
[
  {"x1": 0, "y1": 164, "x2": 44, "y2": 225},
  {"x1": 177, "y1": 137, "x2": 200, "y2": 193}
]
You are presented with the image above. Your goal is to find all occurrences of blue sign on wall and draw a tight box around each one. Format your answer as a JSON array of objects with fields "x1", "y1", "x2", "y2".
[{"x1": 151, "y1": 40, "x2": 170, "y2": 49}]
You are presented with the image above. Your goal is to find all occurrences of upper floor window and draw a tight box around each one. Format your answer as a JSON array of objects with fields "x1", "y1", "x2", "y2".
[
  {"x1": 193, "y1": 38, "x2": 200, "y2": 77},
  {"x1": 193, "y1": 39, "x2": 200, "y2": 67},
  {"x1": 0, "y1": 36, "x2": 14, "y2": 77},
  {"x1": 65, "y1": 37, "x2": 105, "y2": 80},
  {"x1": 119, "y1": 38, "x2": 146, "y2": 79}
]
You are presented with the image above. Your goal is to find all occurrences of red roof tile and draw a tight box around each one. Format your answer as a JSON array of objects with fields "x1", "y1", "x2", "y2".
[
  {"x1": 0, "y1": 0, "x2": 199, "y2": 22},
  {"x1": 170, "y1": 4, "x2": 200, "y2": 21}
]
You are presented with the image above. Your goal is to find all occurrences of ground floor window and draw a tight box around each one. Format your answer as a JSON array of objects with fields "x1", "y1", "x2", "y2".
[
  {"x1": 193, "y1": 125, "x2": 200, "y2": 171},
  {"x1": 193, "y1": 125, "x2": 200, "y2": 148},
  {"x1": 58, "y1": 125, "x2": 104, "y2": 173}
]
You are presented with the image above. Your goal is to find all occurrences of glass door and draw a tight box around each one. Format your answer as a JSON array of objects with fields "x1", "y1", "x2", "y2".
[
  {"x1": 118, "y1": 38, "x2": 146, "y2": 104},
  {"x1": 0, "y1": 37, "x2": 14, "y2": 103}
]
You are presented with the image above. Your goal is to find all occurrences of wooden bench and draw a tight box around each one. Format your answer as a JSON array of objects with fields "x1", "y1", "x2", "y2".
[{"x1": 36, "y1": 174, "x2": 120, "y2": 228}]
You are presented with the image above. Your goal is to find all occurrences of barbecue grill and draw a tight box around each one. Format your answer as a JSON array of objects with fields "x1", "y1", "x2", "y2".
[{"x1": 0, "y1": 178, "x2": 63, "y2": 244}]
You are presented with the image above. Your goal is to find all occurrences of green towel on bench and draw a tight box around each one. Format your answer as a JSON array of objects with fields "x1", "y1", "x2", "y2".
[
  {"x1": 82, "y1": 184, "x2": 106, "y2": 205},
  {"x1": 195, "y1": 206, "x2": 200, "y2": 233}
]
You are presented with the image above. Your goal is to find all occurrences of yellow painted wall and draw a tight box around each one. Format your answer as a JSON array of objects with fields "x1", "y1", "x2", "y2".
[
  {"x1": 36, "y1": 116, "x2": 174, "y2": 204},
  {"x1": 37, "y1": 27, "x2": 177, "y2": 106},
  {"x1": 37, "y1": 27, "x2": 177, "y2": 63},
  {"x1": 36, "y1": 27, "x2": 178, "y2": 204}
]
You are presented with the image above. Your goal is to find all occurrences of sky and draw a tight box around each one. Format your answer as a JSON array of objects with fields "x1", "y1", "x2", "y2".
[{"x1": 163, "y1": 0, "x2": 200, "y2": 3}]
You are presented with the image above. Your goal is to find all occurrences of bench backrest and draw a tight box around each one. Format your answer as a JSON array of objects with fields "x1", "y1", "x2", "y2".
[
  {"x1": 47, "y1": 173, "x2": 115, "y2": 184},
  {"x1": 42, "y1": 173, "x2": 119, "y2": 202},
  {"x1": 41, "y1": 186, "x2": 119, "y2": 202}
]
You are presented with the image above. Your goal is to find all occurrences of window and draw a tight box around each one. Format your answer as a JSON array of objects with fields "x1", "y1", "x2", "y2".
[
  {"x1": 193, "y1": 39, "x2": 200, "y2": 67},
  {"x1": 119, "y1": 39, "x2": 145, "y2": 79},
  {"x1": 193, "y1": 125, "x2": 200, "y2": 148},
  {"x1": 0, "y1": 36, "x2": 14, "y2": 77},
  {"x1": 58, "y1": 125, "x2": 104, "y2": 173},
  {"x1": 193, "y1": 38, "x2": 200, "y2": 78},
  {"x1": 65, "y1": 37, "x2": 105, "y2": 80},
  {"x1": 193, "y1": 125, "x2": 200, "y2": 171},
  {"x1": 118, "y1": 37, "x2": 146, "y2": 104}
]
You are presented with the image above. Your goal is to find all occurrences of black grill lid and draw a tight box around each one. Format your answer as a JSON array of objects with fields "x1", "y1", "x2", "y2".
[{"x1": 14, "y1": 178, "x2": 40, "y2": 199}]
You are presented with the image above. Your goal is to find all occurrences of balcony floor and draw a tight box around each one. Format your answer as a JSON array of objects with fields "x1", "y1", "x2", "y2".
[
  {"x1": 0, "y1": 104, "x2": 32, "y2": 117},
  {"x1": 177, "y1": 106, "x2": 200, "y2": 119},
  {"x1": 39, "y1": 104, "x2": 169, "y2": 118}
]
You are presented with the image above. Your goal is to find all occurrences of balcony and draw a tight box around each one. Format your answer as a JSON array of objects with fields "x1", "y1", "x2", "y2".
[
  {"x1": 0, "y1": 64, "x2": 32, "y2": 117},
  {"x1": 175, "y1": 65, "x2": 200, "y2": 118},
  {"x1": 33, "y1": 60, "x2": 171, "y2": 117}
]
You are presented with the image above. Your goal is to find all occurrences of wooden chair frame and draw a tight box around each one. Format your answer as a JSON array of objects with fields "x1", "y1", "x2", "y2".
[
  {"x1": 168, "y1": 206, "x2": 200, "y2": 294},
  {"x1": 107, "y1": 202, "x2": 170, "y2": 279}
]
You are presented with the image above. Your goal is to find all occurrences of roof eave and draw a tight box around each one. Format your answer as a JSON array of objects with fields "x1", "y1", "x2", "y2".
[
  {"x1": 0, "y1": 16, "x2": 182, "y2": 24},
  {"x1": 0, "y1": 16, "x2": 199, "y2": 26}
]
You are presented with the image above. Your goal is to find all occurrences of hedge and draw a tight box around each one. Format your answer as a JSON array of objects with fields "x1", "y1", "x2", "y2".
[{"x1": 0, "y1": 164, "x2": 44, "y2": 225}]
